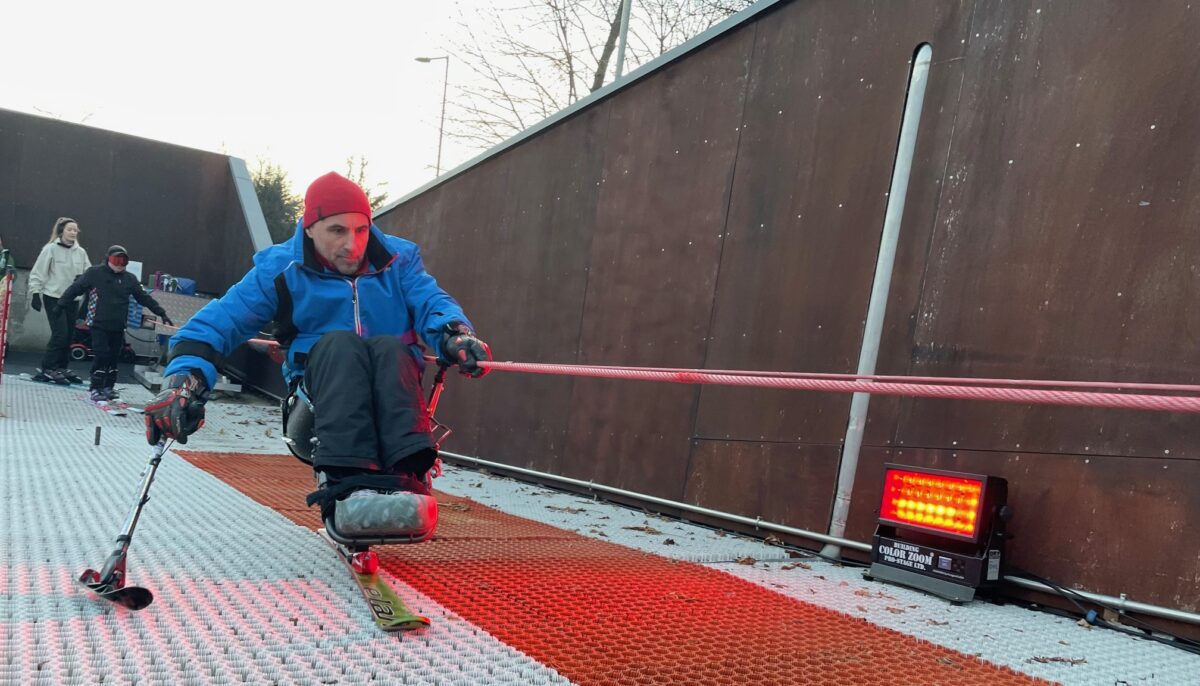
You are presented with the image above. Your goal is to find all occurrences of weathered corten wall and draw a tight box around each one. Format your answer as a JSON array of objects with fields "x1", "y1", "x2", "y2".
[
  {"x1": 376, "y1": 0, "x2": 1200, "y2": 619},
  {"x1": 0, "y1": 107, "x2": 253, "y2": 294}
]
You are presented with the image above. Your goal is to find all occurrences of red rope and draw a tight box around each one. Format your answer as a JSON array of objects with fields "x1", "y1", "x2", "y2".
[
  {"x1": 178, "y1": 333, "x2": 1199, "y2": 413},
  {"x1": 574, "y1": 364, "x2": 1200, "y2": 393},
  {"x1": 476, "y1": 360, "x2": 1200, "y2": 414}
]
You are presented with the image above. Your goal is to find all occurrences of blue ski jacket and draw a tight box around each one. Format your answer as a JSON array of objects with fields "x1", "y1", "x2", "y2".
[{"x1": 164, "y1": 221, "x2": 471, "y2": 389}]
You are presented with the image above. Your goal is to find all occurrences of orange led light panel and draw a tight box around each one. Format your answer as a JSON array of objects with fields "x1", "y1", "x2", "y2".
[{"x1": 879, "y1": 468, "x2": 985, "y2": 540}]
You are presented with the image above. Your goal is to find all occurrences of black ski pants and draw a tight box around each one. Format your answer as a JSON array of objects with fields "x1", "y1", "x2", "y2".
[
  {"x1": 89, "y1": 328, "x2": 124, "y2": 390},
  {"x1": 40, "y1": 295, "x2": 74, "y2": 371},
  {"x1": 305, "y1": 331, "x2": 435, "y2": 476}
]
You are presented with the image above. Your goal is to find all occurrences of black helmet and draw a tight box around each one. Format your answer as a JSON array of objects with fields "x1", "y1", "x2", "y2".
[{"x1": 107, "y1": 245, "x2": 129, "y2": 258}]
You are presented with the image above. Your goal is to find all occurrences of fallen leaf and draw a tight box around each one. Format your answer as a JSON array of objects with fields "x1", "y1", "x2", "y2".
[
  {"x1": 1028, "y1": 656, "x2": 1087, "y2": 666},
  {"x1": 546, "y1": 505, "x2": 587, "y2": 514},
  {"x1": 856, "y1": 605, "x2": 869, "y2": 612},
  {"x1": 623, "y1": 525, "x2": 664, "y2": 535},
  {"x1": 663, "y1": 538, "x2": 676, "y2": 545},
  {"x1": 884, "y1": 606, "x2": 905, "y2": 614},
  {"x1": 764, "y1": 534, "x2": 784, "y2": 546},
  {"x1": 781, "y1": 561, "x2": 812, "y2": 571},
  {"x1": 926, "y1": 619, "x2": 949, "y2": 626},
  {"x1": 736, "y1": 556, "x2": 757, "y2": 565}
]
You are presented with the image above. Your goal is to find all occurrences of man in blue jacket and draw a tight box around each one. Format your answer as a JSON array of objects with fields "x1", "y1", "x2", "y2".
[{"x1": 144, "y1": 171, "x2": 490, "y2": 540}]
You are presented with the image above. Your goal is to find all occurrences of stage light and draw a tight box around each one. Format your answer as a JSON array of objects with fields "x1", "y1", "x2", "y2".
[{"x1": 866, "y1": 464, "x2": 1011, "y2": 603}]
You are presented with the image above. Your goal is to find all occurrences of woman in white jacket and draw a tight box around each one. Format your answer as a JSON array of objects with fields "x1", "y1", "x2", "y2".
[{"x1": 27, "y1": 217, "x2": 91, "y2": 384}]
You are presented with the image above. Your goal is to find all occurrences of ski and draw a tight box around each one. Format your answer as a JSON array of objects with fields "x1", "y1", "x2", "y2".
[
  {"x1": 85, "y1": 396, "x2": 128, "y2": 416},
  {"x1": 106, "y1": 398, "x2": 144, "y2": 414},
  {"x1": 316, "y1": 529, "x2": 430, "y2": 631},
  {"x1": 16, "y1": 373, "x2": 78, "y2": 388}
]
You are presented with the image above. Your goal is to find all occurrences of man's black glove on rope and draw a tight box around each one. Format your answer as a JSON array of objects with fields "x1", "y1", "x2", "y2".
[
  {"x1": 440, "y1": 321, "x2": 491, "y2": 378},
  {"x1": 144, "y1": 371, "x2": 208, "y2": 445}
]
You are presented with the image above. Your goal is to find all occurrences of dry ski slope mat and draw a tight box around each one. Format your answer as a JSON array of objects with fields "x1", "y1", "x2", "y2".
[{"x1": 181, "y1": 451, "x2": 1048, "y2": 686}]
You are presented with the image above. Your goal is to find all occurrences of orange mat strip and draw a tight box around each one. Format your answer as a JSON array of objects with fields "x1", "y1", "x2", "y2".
[{"x1": 180, "y1": 451, "x2": 1048, "y2": 686}]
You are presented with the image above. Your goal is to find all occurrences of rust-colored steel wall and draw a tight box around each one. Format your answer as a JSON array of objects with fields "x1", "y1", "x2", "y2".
[
  {"x1": 0, "y1": 108, "x2": 253, "y2": 293},
  {"x1": 376, "y1": 0, "x2": 1200, "y2": 614}
]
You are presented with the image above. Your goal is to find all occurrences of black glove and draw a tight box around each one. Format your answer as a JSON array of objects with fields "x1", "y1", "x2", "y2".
[
  {"x1": 144, "y1": 372, "x2": 208, "y2": 445},
  {"x1": 159, "y1": 313, "x2": 174, "y2": 327},
  {"x1": 30, "y1": 294, "x2": 42, "y2": 312},
  {"x1": 440, "y1": 321, "x2": 491, "y2": 378}
]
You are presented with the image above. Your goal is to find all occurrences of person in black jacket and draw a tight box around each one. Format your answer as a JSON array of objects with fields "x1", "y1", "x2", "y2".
[{"x1": 54, "y1": 245, "x2": 173, "y2": 401}]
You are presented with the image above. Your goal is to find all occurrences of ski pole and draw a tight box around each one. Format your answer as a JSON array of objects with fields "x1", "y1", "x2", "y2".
[{"x1": 78, "y1": 439, "x2": 169, "y2": 610}]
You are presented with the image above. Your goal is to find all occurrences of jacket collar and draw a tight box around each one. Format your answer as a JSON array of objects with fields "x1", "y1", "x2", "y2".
[{"x1": 290, "y1": 220, "x2": 395, "y2": 274}]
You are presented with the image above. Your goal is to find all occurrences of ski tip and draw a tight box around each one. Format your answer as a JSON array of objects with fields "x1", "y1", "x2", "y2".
[{"x1": 379, "y1": 618, "x2": 431, "y2": 631}]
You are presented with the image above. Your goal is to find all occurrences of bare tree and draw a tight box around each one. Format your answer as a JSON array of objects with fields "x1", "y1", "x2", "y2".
[
  {"x1": 345, "y1": 156, "x2": 390, "y2": 212},
  {"x1": 446, "y1": 0, "x2": 752, "y2": 150}
]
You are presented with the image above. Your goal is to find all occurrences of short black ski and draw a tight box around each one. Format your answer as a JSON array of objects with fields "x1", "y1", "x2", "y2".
[
  {"x1": 316, "y1": 529, "x2": 430, "y2": 631},
  {"x1": 16, "y1": 373, "x2": 79, "y2": 388}
]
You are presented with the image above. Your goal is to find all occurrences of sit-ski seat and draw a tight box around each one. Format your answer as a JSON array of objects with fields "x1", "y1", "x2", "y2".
[{"x1": 281, "y1": 358, "x2": 453, "y2": 548}]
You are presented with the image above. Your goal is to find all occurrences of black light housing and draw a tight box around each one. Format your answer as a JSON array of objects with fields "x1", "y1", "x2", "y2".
[{"x1": 866, "y1": 463, "x2": 1011, "y2": 603}]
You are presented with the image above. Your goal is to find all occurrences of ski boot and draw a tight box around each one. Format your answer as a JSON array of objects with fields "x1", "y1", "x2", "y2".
[
  {"x1": 314, "y1": 470, "x2": 439, "y2": 546},
  {"x1": 34, "y1": 368, "x2": 70, "y2": 385}
]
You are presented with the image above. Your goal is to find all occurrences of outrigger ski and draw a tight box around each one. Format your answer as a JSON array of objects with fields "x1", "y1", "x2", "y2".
[
  {"x1": 77, "y1": 568, "x2": 153, "y2": 610},
  {"x1": 316, "y1": 528, "x2": 430, "y2": 631},
  {"x1": 77, "y1": 441, "x2": 169, "y2": 611}
]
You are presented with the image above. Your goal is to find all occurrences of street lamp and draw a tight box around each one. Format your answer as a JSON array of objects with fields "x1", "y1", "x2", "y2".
[{"x1": 415, "y1": 55, "x2": 450, "y2": 176}]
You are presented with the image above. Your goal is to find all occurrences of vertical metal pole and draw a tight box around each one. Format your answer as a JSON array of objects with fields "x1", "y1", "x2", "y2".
[
  {"x1": 820, "y1": 44, "x2": 933, "y2": 559},
  {"x1": 615, "y1": 0, "x2": 634, "y2": 79},
  {"x1": 436, "y1": 57, "x2": 449, "y2": 176}
]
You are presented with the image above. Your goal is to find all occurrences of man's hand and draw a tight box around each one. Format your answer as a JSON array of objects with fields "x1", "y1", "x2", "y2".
[
  {"x1": 30, "y1": 293, "x2": 42, "y2": 312},
  {"x1": 158, "y1": 313, "x2": 174, "y2": 327},
  {"x1": 145, "y1": 372, "x2": 208, "y2": 445},
  {"x1": 441, "y1": 322, "x2": 491, "y2": 378}
]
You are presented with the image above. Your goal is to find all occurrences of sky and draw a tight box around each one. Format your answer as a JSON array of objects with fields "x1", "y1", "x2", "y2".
[{"x1": 2, "y1": 0, "x2": 488, "y2": 202}]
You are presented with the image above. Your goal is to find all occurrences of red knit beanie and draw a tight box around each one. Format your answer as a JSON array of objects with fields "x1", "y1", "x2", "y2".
[{"x1": 302, "y1": 172, "x2": 372, "y2": 228}]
